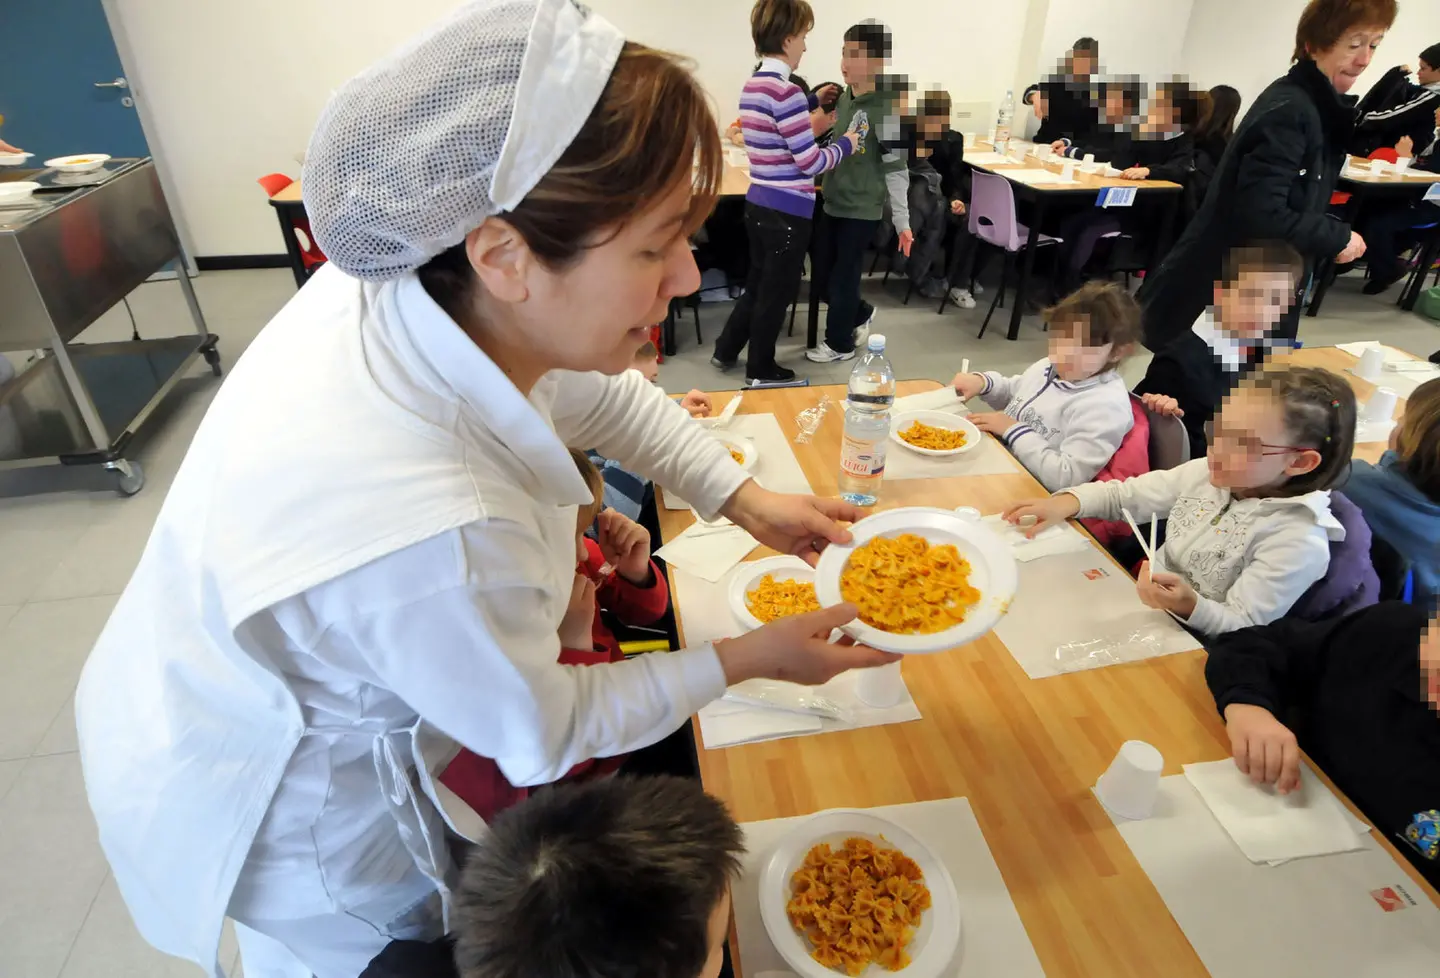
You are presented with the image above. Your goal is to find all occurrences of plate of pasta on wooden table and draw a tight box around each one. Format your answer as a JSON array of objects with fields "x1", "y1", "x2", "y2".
[
  {"x1": 713, "y1": 433, "x2": 758, "y2": 471},
  {"x1": 814, "y1": 507, "x2": 1017, "y2": 654},
  {"x1": 759, "y1": 808, "x2": 961, "y2": 978},
  {"x1": 728, "y1": 556, "x2": 819, "y2": 630},
  {"x1": 889, "y1": 411, "x2": 980, "y2": 458}
]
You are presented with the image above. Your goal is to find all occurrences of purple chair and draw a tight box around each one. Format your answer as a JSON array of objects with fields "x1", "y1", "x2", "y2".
[{"x1": 967, "y1": 170, "x2": 1063, "y2": 339}]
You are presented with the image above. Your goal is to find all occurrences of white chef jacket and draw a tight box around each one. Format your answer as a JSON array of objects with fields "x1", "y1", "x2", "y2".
[{"x1": 74, "y1": 264, "x2": 748, "y2": 977}]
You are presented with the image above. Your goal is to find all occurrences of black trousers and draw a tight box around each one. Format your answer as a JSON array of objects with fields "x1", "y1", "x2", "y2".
[
  {"x1": 1362, "y1": 200, "x2": 1440, "y2": 283},
  {"x1": 713, "y1": 202, "x2": 812, "y2": 375},
  {"x1": 816, "y1": 214, "x2": 880, "y2": 352}
]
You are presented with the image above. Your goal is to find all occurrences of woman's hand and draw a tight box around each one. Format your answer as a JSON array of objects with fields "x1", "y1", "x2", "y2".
[
  {"x1": 596, "y1": 509, "x2": 652, "y2": 586},
  {"x1": 1049, "y1": 139, "x2": 1068, "y2": 155},
  {"x1": 1122, "y1": 166, "x2": 1151, "y2": 180},
  {"x1": 951, "y1": 371, "x2": 986, "y2": 399},
  {"x1": 1135, "y1": 562, "x2": 1198, "y2": 618},
  {"x1": 720, "y1": 482, "x2": 861, "y2": 565},
  {"x1": 1336, "y1": 231, "x2": 1367, "y2": 264},
  {"x1": 950, "y1": 199, "x2": 966, "y2": 216},
  {"x1": 716, "y1": 603, "x2": 901, "y2": 685},
  {"x1": 969, "y1": 411, "x2": 1018, "y2": 437},
  {"x1": 1223, "y1": 703, "x2": 1301, "y2": 794},
  {"x1": 1139, "y1": 392, "x2": 1184, "y2": 417},
  {"x1": 0, "y1": 137, "x2": 23, "y2": 154},
  {"x1": 1002, "y1": 494, "x2": 1080, "y2": 538},
  {"x1": 679, "y1": 390, "x2": 712, "y2": 418},
  {"x1": 558, "y1": 574, "x2": 597, "y2": 650}
]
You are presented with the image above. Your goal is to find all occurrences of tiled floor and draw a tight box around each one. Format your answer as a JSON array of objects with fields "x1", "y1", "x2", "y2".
[{"x1": 0, "y1": 263, "x2": 1435, "y2": 978}]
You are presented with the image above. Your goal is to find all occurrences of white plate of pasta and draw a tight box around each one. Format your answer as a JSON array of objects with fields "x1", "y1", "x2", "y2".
[
  {"x1": 714, "y1": 433, "x2": 758, "y2": 471},
  {"x1": 814, "y1": 507, "x2": 1017, "y2": 655},
  {"x1": 759, "y1": 808, "x2": 961, "y2": 978},
  {"x1": 889, "y1": 411, "x2": 980, "y2": 457},
  {"x1": 728, "y1": 556, "x2": 819, "y2": 630}
]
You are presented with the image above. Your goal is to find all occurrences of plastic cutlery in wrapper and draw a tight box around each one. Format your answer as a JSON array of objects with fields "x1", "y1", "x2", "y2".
[
  {"x1": 722, "y1": 679, "x2": 854, "y2": 722},
  {"x1": 794, "y1": 394, "x2": 833, "y2": 444},
  {"x1": 698, "y1": 392, "x2": 744, "y2": 430}
]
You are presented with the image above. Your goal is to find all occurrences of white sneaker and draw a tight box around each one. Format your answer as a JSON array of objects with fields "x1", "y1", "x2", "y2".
[
  {"x1": 852, "y1": 308, "x2": 875, "y2": 349},
  {"x1": 971, "y1": 282, "x2": 984, "y2": 296},
  {"x1": 947, "y1": 287, "x2": 977, "y2": 309},
  {"x1": 806, "y1": 340, "x2": 856, "y2": 363}
]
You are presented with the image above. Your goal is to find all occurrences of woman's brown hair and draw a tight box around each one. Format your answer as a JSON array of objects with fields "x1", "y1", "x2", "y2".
[
  {"x1": 1293, "y1": 0, "x2": 1397, "y2": 62},
  {"x1": 1044, "y1": 281, "x2": 1143, "y2": 369},
  {"x1": 1249, "y1": 366, "x2": 1356, "y2": 497},
  {"x1": 752, "y1": 0, "x2": 814, "y2": 57},
  {"x1": 1395, "y1": 378, "x2": 1440, "y2": 501},
  {"x1": 419, "y1": 42, "x2": 722, "y2": 322}
]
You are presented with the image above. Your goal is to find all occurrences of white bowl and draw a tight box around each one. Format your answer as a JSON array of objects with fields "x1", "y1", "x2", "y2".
[
  {"x1": 889, "y1": 411, "x2": 981, "y2": 458},
  {"x1": 815, "y1": 506, "x2": 1017, "y2": 654},
  {"x1": 0, "y1": 152, "x2": 33, "y2": 166},
  {"x1": 714, "y1": 433, "x2": 758, "y2": 471},
  {"x1": 728, "y1": 556, "x2": 816, "y2": 631},
  {"x1": 0, "y1": 181, "x2": 40, "y2": 203},
  {"x1": 45, "y1": 154, "x2": 110, "y2": 173},
  {"x1": 759, "y1": 809, "x2": 961, "y2": 978}
]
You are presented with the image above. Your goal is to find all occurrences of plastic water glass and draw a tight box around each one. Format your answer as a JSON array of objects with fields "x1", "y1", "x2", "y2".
[{"x1": 1095, "y1": 741, "x2": 1164, "y2": 819}]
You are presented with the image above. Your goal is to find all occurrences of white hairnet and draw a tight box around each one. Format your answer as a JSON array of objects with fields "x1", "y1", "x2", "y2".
[{"x1": 302, "y1": 0, "x2": 625, "y2": 281}]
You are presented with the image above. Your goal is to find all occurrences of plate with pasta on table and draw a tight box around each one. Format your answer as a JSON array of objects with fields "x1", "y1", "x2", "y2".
[
  {"x1": 728, "y1": 556, "x2": 820, "y2": 630},
  {"x1": 815, "y1": 507, "x2": 1017, "y2": 654},
  {"x1": 759, "y1": 808, "x2": 961, "y2": 978},
  {"x1": 889, "y1": 411, "x2": 981, "y2": 458},
  {"x1": 713, "y1": 432, "x2": 758, "y2": 471}
]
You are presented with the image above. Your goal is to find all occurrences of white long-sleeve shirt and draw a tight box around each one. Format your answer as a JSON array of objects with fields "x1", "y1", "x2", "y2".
[
  {"x1": 979, "y1": 358, "x2": 1134, "y2": 492},
  {"x1": 1064, "y1": 458, "x2": 1341, "y2": 636}
]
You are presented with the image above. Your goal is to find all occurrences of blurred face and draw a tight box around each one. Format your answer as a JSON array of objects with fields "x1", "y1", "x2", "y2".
[
  {"x1": 1102, "y1": 89, "x2": 1130, "y2": 124},
  {"x1": 1071, "y1": 51, "x2": 1097, "y2": 78},
  {"x1": 1205, "y1": 387, "x2": 1321, "y2": 492},
  {"x1": 1145, "y1": 93, "x2": 1177, "y2": 131},
  {"x1": 1421, "y1": 613, "x2": 1440, "y2": 710},
  {"x1": 1213, "y1": 270, "x2": 1297, "y2": 341},
  {"x1": 698, "y1": 890, "x2": 733, "y2": 978},
  {"x1": 1417, "y1": 59, "x2": 1439, "y2": 87},
  {"x1": 920, "y1": 112, "x2": 947, "y2": 140},
  {"x1": 1310, "y1": 27, "x2": 1387, "y2": 93},
  {"x1": 1048, "y1": 318, "x2": 1117, "y2": 382},
  {"x1": 781, "y1": 28, "x2": 809, "y2": 70},
  {"x1": 841, "y1": 41, "x2": 877, "y2": 87}
]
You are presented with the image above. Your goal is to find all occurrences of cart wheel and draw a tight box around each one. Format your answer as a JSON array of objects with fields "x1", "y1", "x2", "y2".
[
  {"x1": 112, "y1": 461, "x2": 145, "y2": 497},
  {"x1": 204, "y1": 347, "x2": 224, "y2": 377}
]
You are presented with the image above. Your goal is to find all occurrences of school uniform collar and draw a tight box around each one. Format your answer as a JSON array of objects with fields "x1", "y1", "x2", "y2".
[
  {"x1": 1247, "y1": 488, "x2": 1345, "y2": 538},
  {"x1": 757, "y1": 57, "x2": 791, "y2": 79},
  {"x1": 1191, "y1": 310, "x2": 1245, "y2": 373},
  {"x1": 381, "y1": 272, "x2": 591, "y2": 508}
]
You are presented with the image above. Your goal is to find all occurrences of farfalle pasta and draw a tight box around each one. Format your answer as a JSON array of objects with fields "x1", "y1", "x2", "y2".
[
  {"x1": 745, "y1": 574, "x2": 820, "y2": 623},
  {"x1": 786, "y1": 837, "x2": 931, "y2": 975},
  {"x1": 840, "y1": 534, "x2": 980, "y2": 635},
  {"x1": 897, "y1": 420, "x2": 967, "y2": 451}
]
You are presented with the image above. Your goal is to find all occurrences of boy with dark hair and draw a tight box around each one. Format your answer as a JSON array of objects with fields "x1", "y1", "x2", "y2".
[
  {"x1": 903, "y1": 89, "x2": 974, "y2": 301},
  {"x1": 1351, "y1": 42, "x2": 1440, "y2": 157},
  {"x1": 807, "y1": 20, "x2": 912, "y2": 364},
  {"x1": 1134, "y1": 240, "x2": 1305, "y2": 460},
  {"x1": 1037, "y1": 37, "x2": 1100, "y2": 144},
  {"x1": 359, "y1": 776, "x2": 746, "y2": 978}
]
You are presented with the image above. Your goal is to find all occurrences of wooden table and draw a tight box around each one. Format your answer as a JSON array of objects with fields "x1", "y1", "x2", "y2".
[
  {"x1": 961, "y1": 140, "x2": 1184, "y2": 341},
  {"x1": 661, "y1": 381, "x2": 1439, "y2": 978}
]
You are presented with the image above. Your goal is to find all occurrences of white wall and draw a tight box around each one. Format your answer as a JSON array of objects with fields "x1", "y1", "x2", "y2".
[
  {"x1": 108, "y1": 0, "x2": 1031, "y2": 258},
  {"x1": 1036, "y1": 0, "x2": 1196, "y2": 83}
]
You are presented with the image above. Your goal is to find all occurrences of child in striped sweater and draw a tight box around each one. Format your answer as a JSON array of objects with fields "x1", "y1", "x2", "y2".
[{"x1": 712, "y1": 0, "x2": 859, "y2": 384}]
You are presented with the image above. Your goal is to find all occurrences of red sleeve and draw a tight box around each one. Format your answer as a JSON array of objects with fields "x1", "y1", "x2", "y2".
[{"x1": 586, "y1": 538, "x2": 670, "y2": 625}]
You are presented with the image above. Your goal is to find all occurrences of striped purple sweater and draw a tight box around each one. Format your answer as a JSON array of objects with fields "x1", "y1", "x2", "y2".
[{"x1": 740, "y1": 58, "x2": 852, "y2": 218}]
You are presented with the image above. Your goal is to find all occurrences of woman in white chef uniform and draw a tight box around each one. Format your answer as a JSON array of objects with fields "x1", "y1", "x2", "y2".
[{"x1": 73, "y1": 3, "x2": 897, "y2": 977}]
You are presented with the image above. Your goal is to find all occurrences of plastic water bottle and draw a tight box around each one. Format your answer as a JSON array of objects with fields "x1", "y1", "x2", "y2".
[
  {"x1": 994, "y1": 89, "x2": 1015, "y2": 153},
  {"x1": 838, "y1": 335, "x2": 895, "y2": 507}
]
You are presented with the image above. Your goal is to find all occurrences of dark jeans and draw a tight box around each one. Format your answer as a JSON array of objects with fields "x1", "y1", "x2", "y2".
[
  {"x1": 1057, "y1": 210, "x2": 1123, "y2": 294},
  {"x1": 1363, "y1": 200, "x2": 1440, "y2": 283},
  {"x1": 713, "y1": 203, "x2": 812, "y2": 375},
  {"x1": 817, "y1": 214, "x2": 880, "y2": 352}
]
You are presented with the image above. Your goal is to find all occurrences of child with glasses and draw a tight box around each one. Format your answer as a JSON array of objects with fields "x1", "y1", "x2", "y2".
[{"x1": 1005, "y1": 366, "x2": 1357, "y2": 637}]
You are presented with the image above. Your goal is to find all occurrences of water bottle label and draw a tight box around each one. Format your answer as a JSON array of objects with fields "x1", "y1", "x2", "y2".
[
  {"x1": 840, "y1": 435, "x2": 887, "y2": 477},
  {"x1": 848, "y1": 393, "x2": 894, "y2": 406}
]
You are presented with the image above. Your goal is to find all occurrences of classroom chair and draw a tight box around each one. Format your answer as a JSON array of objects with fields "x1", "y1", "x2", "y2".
[
  {"x1": 1143, "y1": 407, "x2": 1191, "y2": 471},
  {"x1": 257, "y1": 173, "x2": 327, "y2": 279},
  {"x1": 967, "y1": 171, "x2": 1062, "y2": 339},
  {"x1": 1369, "y1": 534, "x2": 1411, "y2": 604}
]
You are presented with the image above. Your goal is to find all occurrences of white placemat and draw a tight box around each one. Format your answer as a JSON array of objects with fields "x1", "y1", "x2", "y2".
[
  {"x1": 1107, "y1": 775, "x2": 1440, "y2": 976},
  {"x1": 894, "y1": 387, "x2": 968, "y2": 414},
  {"x1": 734, "y1": 798, "x2": 1046, "y2": 978},
  {"x1": 663, "y1": 412, "x2": 813, "y2": 510},
  {"x1": 993, "y1": 546, "x2": 1199, "y2": 678},
  {"x1": 886, "y1": 396, "x2": 1023, "y2": 481},
  {"x1": 654, "y1": 525, "x2": 760, "y2": 583},
  {"x1": 1003, "y1": 168, "x2": 1079, "y2": 185},
  {"x1": 981, "y1": 513, "x2": 1094, "y2": 562},
  {"x1": 964, "y1": 151, "x2": 1014, "y2": 165}
]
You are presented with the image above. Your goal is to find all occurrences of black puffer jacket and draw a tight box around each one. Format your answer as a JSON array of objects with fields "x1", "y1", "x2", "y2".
[{"x1": 1139, "y1": 60, "x2": 1355, "y2": 349}]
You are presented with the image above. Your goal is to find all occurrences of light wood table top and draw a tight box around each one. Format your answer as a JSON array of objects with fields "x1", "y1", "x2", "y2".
[
  {"x1": 1273, "y1": 344, "x2": 1428, "y2": 464},
  {"x1": 268, "y1": 180, "x2": 304, "y2": 204},
  {"x1": 966, "y1": 138, "x2": 1182, "y2": 192},
  {"x1": 1341, "y1": 156, "x2": 1440, "y2": 186},
  {"x1": 662, "y1": 379, "x2": 1439, "y2": 978}
]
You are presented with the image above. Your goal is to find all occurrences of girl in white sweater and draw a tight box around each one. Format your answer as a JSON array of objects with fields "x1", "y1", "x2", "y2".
[
  {"x1": 1005, "y1": 366, "x2": 1357, "y2": 637},
  {"x1": 951, "y1": 281, "x2": 1140, "y2": 492}
]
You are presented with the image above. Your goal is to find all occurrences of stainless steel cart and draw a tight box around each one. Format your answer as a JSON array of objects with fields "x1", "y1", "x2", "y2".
[{"x1": 0, "y1": 158, "x2": 219, "y2": 495}]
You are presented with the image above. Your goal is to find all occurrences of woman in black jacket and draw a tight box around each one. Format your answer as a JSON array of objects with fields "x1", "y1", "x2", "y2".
[{"x1": 1138, "y1": 0, "x2": 1395, "y2": 349}]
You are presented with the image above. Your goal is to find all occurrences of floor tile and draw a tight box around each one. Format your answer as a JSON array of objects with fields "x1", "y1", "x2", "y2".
[
  {"x1": 30, "y1": 496, "x2": 163, "y2": 602},
  {"x1": 0, "y1": 604, "x2": 19, "y2": 633},
  {"x1": 0, "y1": 757, "x2": 21, "y2": 805},
  {"x1": 0, "y1": 523, "x2": 91, "y2": 606},
  {"x1": 0, "y1": 753, "x2": 110, "y2": 978},
  {"x1": 34, "y1": 696, "x2": 78, "y2": 757},
  {"x1": 59, "y1": 874, "x2": 211, "y2": 978},
  {"x1": 0, "y1": 595, "x2": 117, "y2": 761}
]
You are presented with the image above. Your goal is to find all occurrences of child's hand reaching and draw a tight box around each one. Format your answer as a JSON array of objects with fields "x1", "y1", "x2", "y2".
[
  {"x1": 969, "y1": 412, "x2": 1018, "y2": 437},
  {"x1": 1135, "y1": 562, "x2": 1198, "y2": 618},
  {"x1": 559, "y1": 574, "x2": 598, "y2": 650},
  {"x1": 951, "y1": 371, "x2": 987, "y2": 399},
  {"x1": 596, "y1": 509, "x2": 653, "y2": 586},
  {"x1": 1223, "y1": 703, "x2": 1302, "y2": 794},
  {"x1": 1002, "y1": 494, "x2": 1080, "y2": 537},
  {"x1": 679, "y1": 390, "x2": 712, "y2": 418},
  {"x1": 1139, "y1": 392, "x2": 1184, "y2": 417}
]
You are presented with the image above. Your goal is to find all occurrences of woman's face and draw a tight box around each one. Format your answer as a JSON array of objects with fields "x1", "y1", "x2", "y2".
[
  {"x1": 1310, "y1": 27, "x2": 1387, "y2": 93},
  {"x1": 782, "y1": 29, "x2": 809, "y2": 70},
  {"x1": 519, "y1": 178, "x2": 701, "y2": 377}
]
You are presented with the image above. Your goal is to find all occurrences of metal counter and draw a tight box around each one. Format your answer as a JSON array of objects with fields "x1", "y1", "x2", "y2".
[{"x1": 0, "y1": 158, "x2": 218, "y2": 494}]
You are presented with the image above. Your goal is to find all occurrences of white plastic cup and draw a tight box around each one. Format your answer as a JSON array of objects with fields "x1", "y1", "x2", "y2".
[
  {"x1": 1095, "y1": 740, "x2": 1164, "y2": 819},
  {"x1": 1356, "y1": 345, "x2": 1386, "y2": 380},
  {"x1": 1061, "y1": 159, "x2": 1077, "y2": 181},
  {"x1": 987, "y1": 127, "x2": 998, "y2": 147},
  {"x1": 1363, "y1": 387, "x2": 1399, "y2": 424},
  {"x1": 1371, "y1": 160, "x2": 1390, "y2": 177},
  {"x1": 1396, "y1": 156, "x2": 1413, "y2": 173},
  {"x1": 856, "y1": 661, "x2": 905, "y2": 708}
]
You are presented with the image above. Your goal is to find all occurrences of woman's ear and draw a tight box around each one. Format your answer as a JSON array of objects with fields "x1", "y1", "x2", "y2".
[{"x1": 465, "y1": 219, "x2": 531, "y2": 304}]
